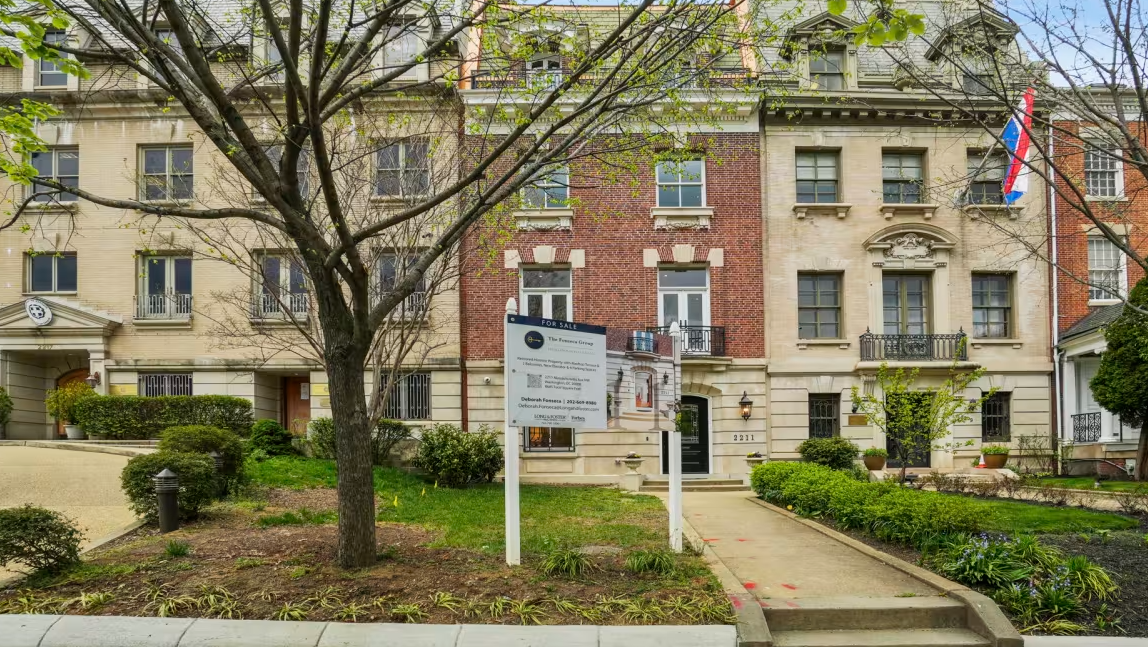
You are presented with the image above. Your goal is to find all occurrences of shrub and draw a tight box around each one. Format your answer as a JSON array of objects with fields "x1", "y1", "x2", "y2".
[
  {"x1": 797, "y1": 437, "x2": 859, "y2": 470},
  {"x1": 540, "y1": 548, "x2": 594, "y2": 578},
  {"x1": 45, "y1": 381, "x2": 96, "y2": 425},
  {"x1": 0, "y1": 505, "x2": 83, "y2": 573},
  {"x1": 0, "y1": 385, "x2": 14, "y2": 429},
  {"x1": 306, "y1": 417, "x2": 411, "y2": 465},
  {"x1": 121, "y1": 451, "x2": 217, "y2": 521},
  {"x1": 862, "y1": 447, "x2": 888, "y2": 457},
  {"x1": 625, "y1": 549, "x2": 676, "y2": 575},
  {"x1": 982, "y1": 444, "x2": 1011, "y2": 455},
  {"x1": 73, "y1": 395, "x2": 253, "y2": 439},
  {"x1": 749, "y1": 461, "x2": 806, "y2": 502},
  {"x1": 413, "y1": 423, "x2": 504, "y2": 488},
  {"x1": 249, "y1": 419, "x2": 295, "y2": 456},
  {"x1": 164, "y1": 540, "x2": 190, "y2": 558},
  {"x1": 158, "y1": 425, "x2": 245, "y2": 493}
]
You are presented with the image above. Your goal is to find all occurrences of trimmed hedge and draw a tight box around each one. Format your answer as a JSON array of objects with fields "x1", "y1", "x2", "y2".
[
  {"x1": 121, "y1": 451, "x2": 217, "y2": 521},
  {"x1": 158, "y1": 425, "x2": 245, "y2": 493},
  {"x1": 73, "y1": 395, "x2": 253, "y2": 439},
  {"x1": 249, "y1": 419, "x2": 295, "y2": 456},
  {"x1": 750, "y1": 462, "x2": 985, "y2": 548},
  {"x1": 797, "y1": 436, "x2": 860, "y2": 470},
  {"x1": 0, "y1": 505, "x2": 82, "y2": 573},
  {"x1": 413, "y1": 423, "x2": 503, "y2": 488}
]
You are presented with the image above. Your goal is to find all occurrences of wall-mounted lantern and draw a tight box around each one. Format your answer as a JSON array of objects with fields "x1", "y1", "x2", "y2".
[{"x1": 739, "y1": 391, "x2": 753, "y2": 421}]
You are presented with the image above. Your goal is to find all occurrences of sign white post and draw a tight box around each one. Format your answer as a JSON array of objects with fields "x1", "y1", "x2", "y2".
[
  {"x1": 668, "y1": 322, "x2": 683, "y2": 552},
  {"x1": 503, "y1": 298, "x2": 521, "y2": 566},
  {"x1": 502, "y1": 304, "x2": 607, "y2": 566}
]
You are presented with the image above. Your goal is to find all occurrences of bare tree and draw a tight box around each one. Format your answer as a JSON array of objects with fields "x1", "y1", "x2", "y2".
[{"x1": 0, "y1": 0, "x2": 772, "y2": 568}]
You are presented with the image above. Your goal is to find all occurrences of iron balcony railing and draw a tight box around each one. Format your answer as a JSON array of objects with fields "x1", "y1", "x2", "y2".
[
  {"x1": 647, "y1": 324, "x2": 726, "y2": 357},
  {"x1": 1072, "y1": 412, "x2": 1102, "y2": 443},
  {"x1": 467, "y1": 67, "x2": 755, "y2": 90},
  {"x1": 627, "y1": 331, "x2": 659, "y2": 354},
  {"x1": 251, "y1": 291, "x2": 310, "y2": 319},
  {"x1": 374, "y1": 290, "x2": 428, "y2": 320},
  {"x1": 134, "y1": 293, "x2": 192, "y2": 320},
  {"x1": 859, "y1": 329, "x2": 968, "y2": 362}
]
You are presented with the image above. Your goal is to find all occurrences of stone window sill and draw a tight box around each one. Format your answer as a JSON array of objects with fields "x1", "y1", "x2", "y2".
[
  {"x1": 133, "y1": 317, "x2": 192, "y2": 328},
  {"x1": 962, "y1": 204, "x2": 1021, "y2": 220},
  {"x1": 514, "y1": 208, "x2": 573, "y2": 231},
  {"x1": 793, "y1": 203, "x2": 851, "y2": 219},
  {"x1": 1088, "y1": 299, "x2": 1122, "y2": 307},
  {"x1": 1084, "y1": 195, "x2": 1129, "y2": 203},
  {"x1": 651, "y1": 206, "x2": 713, "y2": 230},
  {"x1": 881, "y1": 203, "x2": 937, "y2": 220},
  {"x1": 970, "y1": 339, "x2": 1022, "y2": 349},
  {"x1": 23, "y1": 201, "x2": 79, "y2": 213},
  {"x1": 796, "y1": 339, "x2": 851, "y2": 349}
]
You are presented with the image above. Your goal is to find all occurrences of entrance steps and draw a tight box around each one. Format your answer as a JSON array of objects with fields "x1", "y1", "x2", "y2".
[
  {"x1": 765, "y1": 596, "x2": 990, "y2": 647},
  {"x1": 639, "y1": 478, "x2": 749, "y2": 492}
]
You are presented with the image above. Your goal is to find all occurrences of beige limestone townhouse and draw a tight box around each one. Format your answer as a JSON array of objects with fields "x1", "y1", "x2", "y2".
[{"x1": 0, "y1": 0, "x2": 1053, "y2": 480}]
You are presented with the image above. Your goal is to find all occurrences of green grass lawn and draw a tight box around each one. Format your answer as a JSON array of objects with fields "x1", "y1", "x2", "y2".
[
  {"x1": 1035, "y1": 476, "x2": 1147, "y2": 493},
  {"x1": 247, "y1": 456, "x2": 670, "y2": 554},
  {"x1": 961, "y1": 496, "x2": 1141, "y2": 534}
]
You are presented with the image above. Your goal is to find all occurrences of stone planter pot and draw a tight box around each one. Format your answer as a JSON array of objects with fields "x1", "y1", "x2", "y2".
[
  {"x1": 623, "y1": 458, "x2": 643, "y2": 474},
  {"x1": 745, "y1": 457, "x2": 766, "y2": 470},
  {"x1": 983, "y1": 453, "x2": 1009, "y2": 469},
  {"x1": 64, "y1": 424, "x2": 85, "y2": 440},
  {"x1": 863, "y1": 455, "x2": 887, "y2": 471}
]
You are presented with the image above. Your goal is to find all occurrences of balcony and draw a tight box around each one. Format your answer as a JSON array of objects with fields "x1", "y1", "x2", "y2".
[
  {"x1": 251, "y1": 292, "x2": 310, "y2": 321},
  {"x1": 466, "y1": 67, "x2": 754, "y2": 91},
  {"x1": 647, "y1": 324, "x2": 726, "y2": 357},
  {"x1": 859, "y1": 330, "x2": 968, "y2": 362},
  {"x1": 374, "y1": 290, "x2": 428, "y2": 321},
  {"x1": 134, "y1": 293, "x2": 191, "y2": 321},
  {"x1": 1072, "y1": 412, "x2": 1102, "y2": 443}
]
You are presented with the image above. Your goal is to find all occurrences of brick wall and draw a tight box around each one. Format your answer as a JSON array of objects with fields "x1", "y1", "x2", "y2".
[
  {"x1": 1054, "y1": 120, "x2": 1148, "y2": 333},
  {"x1": 460, "y1": 133, "x2": 763, "y2": 360}
]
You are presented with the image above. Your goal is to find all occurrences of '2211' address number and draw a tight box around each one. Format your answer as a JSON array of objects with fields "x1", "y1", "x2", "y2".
[{"x1": 731, "y1": 434, "x2": 757, "y2": 442}]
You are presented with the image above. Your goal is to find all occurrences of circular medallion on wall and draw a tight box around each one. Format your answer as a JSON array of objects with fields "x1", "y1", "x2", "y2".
[{"x1": 25, "y1": 298, "x2": 53, "y2": 326}]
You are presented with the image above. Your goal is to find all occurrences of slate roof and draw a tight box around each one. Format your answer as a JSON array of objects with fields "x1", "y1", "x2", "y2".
[{"x1": 1059, "y1": 303, "x2": 1125, "y2": 344}]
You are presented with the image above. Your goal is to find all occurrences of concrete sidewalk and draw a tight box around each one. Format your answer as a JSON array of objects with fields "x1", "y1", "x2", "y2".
[{"x1": 683, "y1": 491, "x2": 936, "y2": 602}]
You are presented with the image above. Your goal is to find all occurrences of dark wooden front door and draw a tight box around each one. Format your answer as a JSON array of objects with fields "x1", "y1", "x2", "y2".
[
  {"x1": 662, "y1": 395, "x2": 710, "y2": 474},
  {"x1": 885, "y1": 392, "x2": 932, "y2": 468},
  {"x1": 283, "y1": 377, "x2": 311, "y2": 436}
]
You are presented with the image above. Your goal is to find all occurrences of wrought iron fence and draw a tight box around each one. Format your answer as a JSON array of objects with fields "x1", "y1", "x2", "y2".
[
  {"x1": 627, "y1": 332, "x2": 659, "y2": 354},
  {"x1": 1072, "y1": 412, "x2": 1102, "y2": 443},
  {"x1": 647, "y1": 324, "x2": 726, "y2": 356},
  {"x1": 859, "y1": 330, "x2": 968, "y2": 361},
  {"x1": 135, "y1": 293, "x2": 192, "y2": 320}
]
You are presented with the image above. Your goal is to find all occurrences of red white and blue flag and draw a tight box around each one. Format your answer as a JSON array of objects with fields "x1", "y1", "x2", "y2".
[{"x1": 1000, "y1": 87, "x2": 1035, "y2": 204}]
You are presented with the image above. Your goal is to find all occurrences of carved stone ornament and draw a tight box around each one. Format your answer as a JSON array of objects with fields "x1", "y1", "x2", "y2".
[{"x1": 883, "y1": 233, "x2": 935, "y2": 260}]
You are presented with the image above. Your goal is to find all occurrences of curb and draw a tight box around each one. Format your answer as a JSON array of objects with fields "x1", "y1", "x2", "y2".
[
  {"x1": 680, "y1": 509, "x2": 772, "y2": 647},
  {"x1": 745, "y1": 496, "x2": 1022, "y2": 647},
  {"x1": 0, "y1": 616, "x2": 738, "y2": 647}
]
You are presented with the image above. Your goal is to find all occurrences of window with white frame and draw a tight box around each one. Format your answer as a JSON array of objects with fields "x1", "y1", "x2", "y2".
[
  {"x1": 140, "y1": 146, "x2": 193, "y2": 200},
  {"x1": 658, "y1": 268, "x2": 711, "y2": 353},
  {"x1": 27, "y1": 252, "x2": 77, "y2": 293},
  {"x1": 30, "y1": 148, "x2": 78, "y2": 202},
  {"x1": 138, "y1": 373, "x2": 192, "y2": 396},
  {"x1": 384, "y1": 23, "x2": 420, "y2": 78},
  {"x1": 154, "y1": 28, "x2": 184, "y2": 59},
  {"x1": 808, "y1": 48, "x2": 845, "y2": 90},
  {"x1": 265, "y1": 37, "x2": 284, "y2": 82},
  {"x1": 37, "y1": 30, "x2": 68, "y2": 87},
  {"x1": 965, "y1": 150, "x2": 1006, "y2": 205},
  {"x1": 527, "y1": 53, "x2": 562, "y2": 90},
  {"x1": 376, "y1": 139, "x2": 430, "y2": 197},
  {"x1": 138, "y1": 256, "x2": 192, "y2": 319},
  {"x1": 1084, "y1": 142, "x2": 1123, "y2": 198},
  {"x1": 522, "y1": 165, "x2": 569, "y2": 209},
  {"x1": 795, "y1": 151, "x2": 839, "y2": 203},
  {"x1": 656, "y1": 158, "x2": 705, "y2": 208},
  {"x1": 262, "y1": 144, "x2": 310, "y2": 198},
  {"x1": 381, "y1": 372, "x2": 430, "y2": 420},
  {"x1": 521, "y1": 268, "x2": 571, "y2": 321},
  {"x1": 256, "y1": 253, "x2": 309, "y2": 316},
  {"x1": 376, "y1": 252, "x2": 428, "y2": 316},
  {"x1": 1088, "y1": 237, "x2": 1125, "y2": 301}
]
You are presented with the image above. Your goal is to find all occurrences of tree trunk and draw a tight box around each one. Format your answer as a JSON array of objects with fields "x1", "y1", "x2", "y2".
[
  {"x1": 326, "y1": 338, "x2": 377, "y2": 568},
  {"x1": 1136, "y1": 422, "x2": 1148, "y2": 482}
]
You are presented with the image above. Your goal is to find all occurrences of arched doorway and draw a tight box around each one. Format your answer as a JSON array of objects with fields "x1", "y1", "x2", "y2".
[
  {"x1": 54, "y1": 368, "x2": 89, "y2": 438},
  {"x1": 662, "y1": 395, "x2": 711, "y2": 475}
]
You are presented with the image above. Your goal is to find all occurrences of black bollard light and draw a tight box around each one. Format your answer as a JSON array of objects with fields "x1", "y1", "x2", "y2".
[{"x1": 153, "y1": 468, "x2": 180, "y2": 533}]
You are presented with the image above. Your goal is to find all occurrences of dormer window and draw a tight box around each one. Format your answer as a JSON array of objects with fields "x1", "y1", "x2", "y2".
[
  {"x1": 809, "y1": 49, "x2": 845, "y2": 91},
  {"x1": 37, "y1": 30, "x2": 68, "y2": 87},
  {"x1": 962, "y1": 72, "x2": 993, "y2": 96},
  {"x1": 527, "y1": 55, "x2": 561, "y2": 90},
  {"x1": 154, "y1": 28, "x2": 184, "y2": 60},
  {"x1": 384, "y1": 23, "x2": 420, "y2": 79}
]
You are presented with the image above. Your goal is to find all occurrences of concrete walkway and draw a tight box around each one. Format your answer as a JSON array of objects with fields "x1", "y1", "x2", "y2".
[
  {"x1": 0, "y1": 446, "x2": 136, "y2": 578},
  {"x1": 683, "y1": 491, "x2": 936, "y2": 602}
]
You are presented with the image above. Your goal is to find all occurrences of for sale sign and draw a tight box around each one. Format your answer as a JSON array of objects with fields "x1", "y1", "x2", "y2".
[{"x1": 505, "y1": 314, "x2": 607, "y2": 430}]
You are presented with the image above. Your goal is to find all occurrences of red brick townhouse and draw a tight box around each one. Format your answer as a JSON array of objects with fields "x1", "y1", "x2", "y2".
[
  {"x1": 455, "y1": 5, "x2": 766, "y2": 482},
  {"x1": 1053, "y1": 102, "x2": 1148, "y2": 469}
]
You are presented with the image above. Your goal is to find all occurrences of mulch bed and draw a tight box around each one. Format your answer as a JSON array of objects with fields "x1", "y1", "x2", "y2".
[
  {"x1": 809, "y1": 516, "x2": 1148, "y2": 637},
  {"x1": 0, "y1": 489, "x2": 728, "y2": 625}
]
